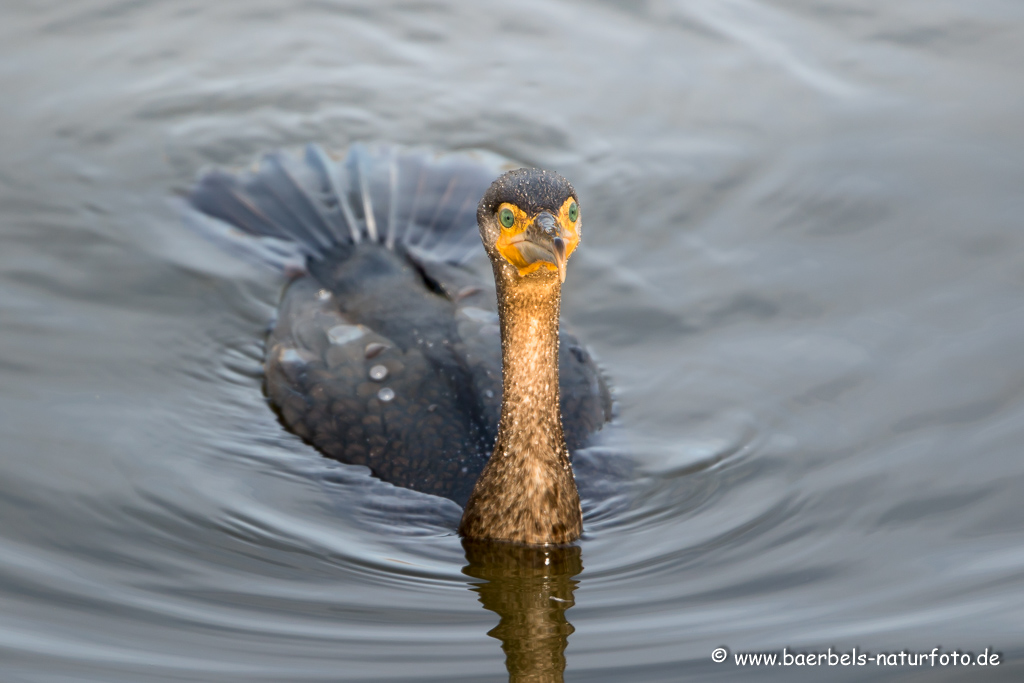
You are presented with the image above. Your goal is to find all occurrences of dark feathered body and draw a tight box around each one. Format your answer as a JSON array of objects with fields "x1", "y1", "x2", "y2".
[{"x1": 186, "y1": 144, "x2": 611, "y2": 507}]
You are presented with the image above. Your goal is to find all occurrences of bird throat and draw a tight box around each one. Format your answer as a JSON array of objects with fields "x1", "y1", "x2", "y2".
[{"x1": 458, "y1": 263, "x2": 583, "y2": 545}]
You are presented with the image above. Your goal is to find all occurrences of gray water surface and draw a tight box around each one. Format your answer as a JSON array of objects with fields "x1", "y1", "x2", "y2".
[{"x1": 2, "y1": 1, "x2": 1024, "y2": 681}]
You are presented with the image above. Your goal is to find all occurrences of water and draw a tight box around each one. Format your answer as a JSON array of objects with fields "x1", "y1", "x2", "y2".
[{"x1": 2, "y1": 1, "x2": 1024, "y2": 681}]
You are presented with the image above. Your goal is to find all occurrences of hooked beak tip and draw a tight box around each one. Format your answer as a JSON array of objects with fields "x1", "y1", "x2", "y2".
[{"x1": 553, "y1": 236, "x2": 567, "y2": 283}]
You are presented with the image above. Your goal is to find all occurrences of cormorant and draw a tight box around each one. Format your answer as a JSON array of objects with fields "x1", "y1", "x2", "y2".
[{"x1": 187, "y1": 143, "x2": 611, "y2": 544}]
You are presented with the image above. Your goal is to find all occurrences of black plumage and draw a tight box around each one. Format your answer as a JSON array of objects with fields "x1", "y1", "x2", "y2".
[{"x1": 186, "y1": 144, "x2": 611, "y2": 506}]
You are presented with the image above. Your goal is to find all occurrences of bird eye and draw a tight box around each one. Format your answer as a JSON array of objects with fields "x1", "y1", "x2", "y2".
[
  {"x1": 568, "y1": 201, "x2": 579, "y2": 222},
  {"x1": 499, "y1": 208, "x2": 515, "y2": 229}
]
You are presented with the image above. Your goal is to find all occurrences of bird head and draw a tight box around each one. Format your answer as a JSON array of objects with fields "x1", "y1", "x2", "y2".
[{"x1": 477, "y1": 168, "x2": 581, "y2": 283}]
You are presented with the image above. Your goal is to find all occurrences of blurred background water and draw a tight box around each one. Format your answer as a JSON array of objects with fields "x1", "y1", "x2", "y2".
[{"x1": 2, "y1": 1, "x2": 1023, "y2": 681}]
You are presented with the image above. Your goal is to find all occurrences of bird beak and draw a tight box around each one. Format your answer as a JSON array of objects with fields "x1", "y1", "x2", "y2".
[
  {"x1": 498, "y1": 211, "x2": 576, "y2": 283},
  {"x1": 551, "y1": 235, "x2": 567, "y2": 283}
]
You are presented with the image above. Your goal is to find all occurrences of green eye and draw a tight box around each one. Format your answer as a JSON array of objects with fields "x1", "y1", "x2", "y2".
[
  {"x1": 568, "y1": 201, "x2": 579, "y2": 222},
  {"x1": 499, "y1": 208, "x2": 515, "y2": 228}
]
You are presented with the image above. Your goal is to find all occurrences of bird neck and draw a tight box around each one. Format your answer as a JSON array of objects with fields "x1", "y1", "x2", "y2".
[
  {"x1": 496, "y1": 270, "x2": 564, "y2": 456},
  {"x1": 459, "y1": 264, "x2": 582, "y2": 545}
]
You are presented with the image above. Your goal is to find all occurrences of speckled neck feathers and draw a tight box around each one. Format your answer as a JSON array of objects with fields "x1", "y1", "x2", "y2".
[{"x1": 458, "y1": 259, "x2": 583, "y2": 545}]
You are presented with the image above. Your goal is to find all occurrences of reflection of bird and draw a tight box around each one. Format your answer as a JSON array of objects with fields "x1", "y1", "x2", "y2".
[
  {"x1": 463, "y1": 539, "x2": 581, "y2": 680},
  {"x1": 187, "y1": 144, "x2": 610, "y2": 544}
]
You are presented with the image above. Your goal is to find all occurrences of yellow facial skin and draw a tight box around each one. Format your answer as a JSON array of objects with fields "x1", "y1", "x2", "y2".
[{"x1": 495, "y1": 196, "x2": 581, "y2": 278}]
